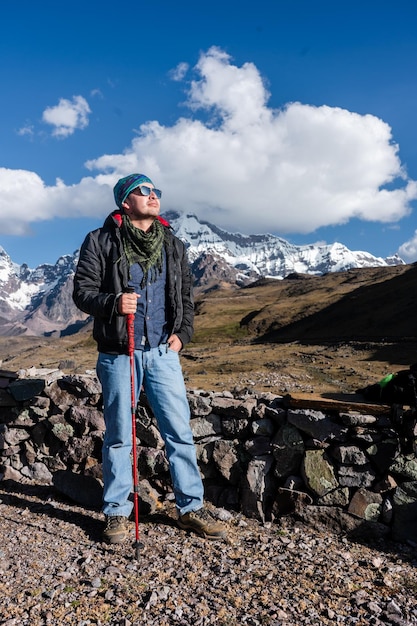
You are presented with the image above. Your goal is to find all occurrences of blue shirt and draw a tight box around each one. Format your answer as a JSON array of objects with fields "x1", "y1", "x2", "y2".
[{"x1": 128, "y1": 252, "x2": 168, "y2": 350}]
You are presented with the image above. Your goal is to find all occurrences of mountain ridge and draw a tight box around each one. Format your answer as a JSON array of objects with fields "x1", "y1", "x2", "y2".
[{"x1": 0, "y1": 212, "x2": 405, "y2": 337}]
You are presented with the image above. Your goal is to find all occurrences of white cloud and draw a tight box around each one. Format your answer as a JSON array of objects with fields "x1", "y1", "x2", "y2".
[
  {"x1": 17, "y1": 125, "x2": 34, "y2": 138},
  {"x1": 398, "y1": 231, "x2": 417, "y2": 262},
  {"x1": 0, "y1": 168, "x2": 111, "y2": 235},
  {"x1": 42, "y1": 95, "x2": 91, "y2": 138},
  {"x1": 87, "y1": 47, "x2": 417, "y2": 235},
  {"x1": 1, "y1": 47, "x2": 416, "y2": 244},
  {"x1": 169, "y1": 62, "x2": 189, "y2": 81},
  {"x1": 188, "y1": 47, "x2": 271, "y2": 129}
]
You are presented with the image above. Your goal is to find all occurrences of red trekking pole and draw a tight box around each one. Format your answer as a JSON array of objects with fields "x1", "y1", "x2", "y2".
[{"x1": 126, "y1": 298, "x2": 144, "y2": 557}]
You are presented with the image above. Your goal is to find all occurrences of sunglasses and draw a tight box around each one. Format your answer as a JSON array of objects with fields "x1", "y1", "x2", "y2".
[{"x1": 131, "y1": 185, "x2": 162, "y2": 199}]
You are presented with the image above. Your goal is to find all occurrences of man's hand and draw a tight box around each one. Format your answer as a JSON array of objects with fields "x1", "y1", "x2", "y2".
[
  {"x1": 167, "y1": 334, "x2": 182, "y2": 352},
  {"x1": 118, "y1": 292, "x2": 140, "y2": 315}
]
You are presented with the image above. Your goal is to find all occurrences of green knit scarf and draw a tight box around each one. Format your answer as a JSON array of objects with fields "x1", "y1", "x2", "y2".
[{"x1": 121, "y1": 216, "x2": 164, "y2": 287}]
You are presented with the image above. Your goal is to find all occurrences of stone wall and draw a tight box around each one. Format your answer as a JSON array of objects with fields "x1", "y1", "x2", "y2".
[{"x1": 1, "y1": 369, "x2": 417, "y2": 544}]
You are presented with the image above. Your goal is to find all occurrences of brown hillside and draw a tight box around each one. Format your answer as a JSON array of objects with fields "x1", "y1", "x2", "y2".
[{"x1": 249, "y1": 263, "x2": 417, "y2": 342}]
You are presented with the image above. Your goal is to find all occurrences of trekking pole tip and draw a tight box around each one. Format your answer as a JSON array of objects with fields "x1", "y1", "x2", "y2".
[{"x1": 134, "y1": 540, "x2": 144, "y2": 558}]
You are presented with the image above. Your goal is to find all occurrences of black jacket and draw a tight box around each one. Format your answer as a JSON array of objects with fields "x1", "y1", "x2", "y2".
[{"x1": 72, "y1": 212, "x2": 194, "y2": 354}]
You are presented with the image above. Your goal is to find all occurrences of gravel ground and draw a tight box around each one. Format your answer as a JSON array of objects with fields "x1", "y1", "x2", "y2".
[{"x1": 1, "y1": 481, "x2": 417, "y2": 626}]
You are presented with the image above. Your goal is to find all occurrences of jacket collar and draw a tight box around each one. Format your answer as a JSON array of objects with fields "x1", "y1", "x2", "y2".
[{"x1": 110, "y1": 211, "x2": 170, "y2": 229}]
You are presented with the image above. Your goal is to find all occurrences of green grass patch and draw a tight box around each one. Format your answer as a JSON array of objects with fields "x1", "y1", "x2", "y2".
[{"x1": 192, "y1": 322, "x2": 249, "y2": 344}]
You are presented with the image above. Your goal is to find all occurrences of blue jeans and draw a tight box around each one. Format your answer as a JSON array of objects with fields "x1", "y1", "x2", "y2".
[{"x1": 96, "y1": 345, "x2": 204, "y2": 518}]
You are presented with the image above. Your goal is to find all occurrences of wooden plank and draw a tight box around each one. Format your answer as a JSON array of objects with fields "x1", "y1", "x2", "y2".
[{"x1": 283, "y1": 392, "x2": 392, "y2": 416}]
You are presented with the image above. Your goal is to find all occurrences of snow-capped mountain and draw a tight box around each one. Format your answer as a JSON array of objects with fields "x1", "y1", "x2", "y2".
[
  {"x1": 0, "y1": 212, "x2": 405, "y2": 337},
  {"x1": 166, "y1": 211, "x2": 404, "y2": 288},
  {"x1": 0, "y1": 246, "x2": 85, "y2": 337}
]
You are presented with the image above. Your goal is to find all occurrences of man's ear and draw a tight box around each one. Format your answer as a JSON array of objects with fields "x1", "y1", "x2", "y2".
[{"x1": 121, "y1": 199, "x2": 130, "y2": 211}]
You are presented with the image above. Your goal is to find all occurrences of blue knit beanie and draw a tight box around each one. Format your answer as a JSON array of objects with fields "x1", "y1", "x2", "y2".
[{"x1": 113, "y1": 173, "x2": 154, "y2": 208}]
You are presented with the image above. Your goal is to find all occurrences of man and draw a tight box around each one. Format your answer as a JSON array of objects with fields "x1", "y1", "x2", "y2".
[{"x1": 73, "y1": 173, "x2": 226, "y2": 543}]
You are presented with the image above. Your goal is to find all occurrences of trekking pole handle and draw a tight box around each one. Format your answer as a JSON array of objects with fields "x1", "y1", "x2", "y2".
[{"x1": 125, "y1": 287, "x2": 135, "y2": 355}]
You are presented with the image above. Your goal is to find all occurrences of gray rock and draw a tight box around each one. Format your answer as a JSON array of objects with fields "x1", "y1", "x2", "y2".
[
  {"x1": 49, "y1": 415, "x2": 74, "y2": 442},
  {"x1": 272, "y1": 423, "x2": 304, "y2": 479},
  {"x1": 8, "y1": 378, "x2": 45, "y2": 402},
  {"x1": 3, "y1": 426, "x2": 30, "y2": 446},
  {"x1": 272, "y1": 487, "x2": 313, "y2": 516},
  {"x1": 211, "y1": 396, "x2": 256, "y2": 419},
  {"x1": 339, "y1": 412, "x2": 377, "y2": 426},
  {"x1": 22, "y1": 462, "x2": 53, "y2": 484},
  {"x1": 190, "y1": 414, "x2": 222, "y2": 439},
  {"x1": 251, "y1": 418, "x2": 275, "y2": 436},
  {"x1": 392, "y1": 481, "x2": 417, "y2": 543},
  {"x1": 331, "y1": 444, "x2": 368, "y2": 465},
  {"x1": 221, "y1": 416, "x2": 251, "y2": 438},
  {"x1": 244, "y1": 435, "x2": 272, "y2": 457},
  {"x1": 366, "y1": 439, "x2": 400, "y2": 473},
  {"x1": 137, "y1": 478, "x2": 163, "y2": 515},
  {"x1": 61, "y1": 435, "x2": 95, "y2": 465},
  {"x1": 288, "y1": 408, "x2": 346, "y2": 441},
  {"x1": 318, "y1": 487, "x2": 350, "y2": 507},
  {"x1": 60, "y1": 374, "x2": 102, "y2": 400},
  {"x1": 301, "y1": 449, "x2": 338, "y2": 496},
  {"x1": 137, "y1": 422, "x2": 165, "y2": 449},
  {"x1": 69, "y1": 406, "x2": 105, "y2": 436},
  {"x1": 53, "y1": 469, "x2": 103, "y2": 508},
  {"x1": 337, "y1": 464, "x2": 376, "y2": 488},
  {"x1": 8, "y1": 408, "x2": 36, "y2": 428},
  {"x1": 187, "y1": 394, "x2": 212, "y2": 416},
  {"x1": 240, "y1": 456, "x2": 274, "y2": 521},
  {"x1": 390, "y1": 455, "x2": 417, "y2": 481},
  {"x1": 137, "y1": 447, "x2": 169, "y2": 477},
  {"x1": 212, "y1": 439, "x2": 241, "y2": 484}
]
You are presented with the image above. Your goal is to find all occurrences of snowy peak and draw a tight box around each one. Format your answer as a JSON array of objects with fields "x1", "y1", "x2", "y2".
[{"x1": 164, "y1": 211, "x2": 404, "y2": 286}]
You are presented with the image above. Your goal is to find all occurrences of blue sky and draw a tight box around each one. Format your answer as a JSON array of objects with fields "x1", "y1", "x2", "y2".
[{"x1": 1, "y1": 0, "x2": 417, "y2": 267}]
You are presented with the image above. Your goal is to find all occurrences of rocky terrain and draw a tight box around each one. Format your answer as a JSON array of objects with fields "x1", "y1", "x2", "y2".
[
  {"x1": 1, "y1": 480, "x2": 417, "y2": 626},
  {"x1": 1, "y1": 263, "x2": 417, "y2": 625}
]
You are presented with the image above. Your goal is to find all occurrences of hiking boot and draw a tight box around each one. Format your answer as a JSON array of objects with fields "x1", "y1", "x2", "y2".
[
  {"x1": 178, "y1": 508, "x2": 227, "y2": 540},
  {"x1": 103, "y1": 515, "x2": 129, "y2": 544}
]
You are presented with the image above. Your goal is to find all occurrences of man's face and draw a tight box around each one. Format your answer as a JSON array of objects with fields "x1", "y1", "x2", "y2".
[{"x1": 122, "y1": 184, "x2": 161, "y2": 222}]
